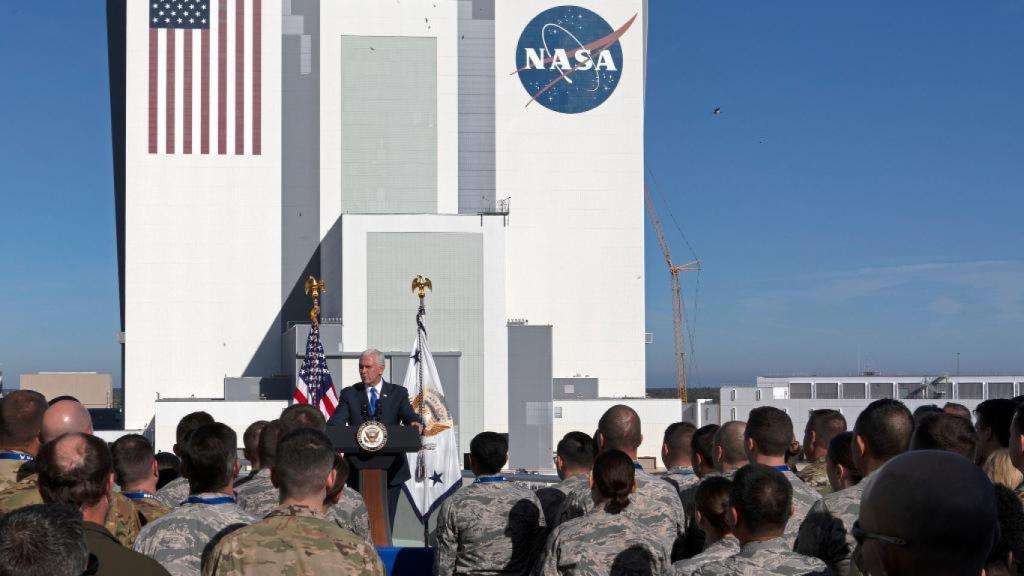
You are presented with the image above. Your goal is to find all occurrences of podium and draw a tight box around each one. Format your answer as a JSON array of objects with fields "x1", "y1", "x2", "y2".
[{"x1": 326, "y1": 425, "x2": 421, "y2": 546}]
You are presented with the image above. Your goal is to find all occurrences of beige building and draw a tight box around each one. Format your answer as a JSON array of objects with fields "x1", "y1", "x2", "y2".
[{"x1": 19, "y1": 372, "x2": 113, "y2": 409}]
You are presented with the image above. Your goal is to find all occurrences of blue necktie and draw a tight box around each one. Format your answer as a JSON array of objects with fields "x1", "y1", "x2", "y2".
[{"x1": 369, "y1": 387, "x2": 378, "y2": 418}]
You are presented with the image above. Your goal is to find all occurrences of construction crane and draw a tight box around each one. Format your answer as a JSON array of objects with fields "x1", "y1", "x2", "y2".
[{"x1": 644, "y1": 187, "x2": 700, "y2": 403}]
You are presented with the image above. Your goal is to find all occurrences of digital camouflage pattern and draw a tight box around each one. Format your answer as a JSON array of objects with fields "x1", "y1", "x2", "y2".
[
  {"x1": 796, "y1": 458, "x2": 831, "y2": 495},
  {"x1": 678, "y1": 469, "x2": 737, "y2": 533},
  {"x1": 781, "y1": 469, "x2": 822, "y2": 547},
  {"x1": 536, "y1": 474, "x2": 588, "y2": 529},
  {"x1": 535, "y1": 508, "x2": 668, "y2": 576},
  {"x1": 0, "y1": 474, "x2": 142, "y2": 547},
  {"x1": 692, "y1": 537, "x2": 828, "y2": 576},
  {"x1": 434, "y1": 479, "x2": 546, "y2": 576},
  {"x1": 132, "y1": 492, "x2": 258, "y2": 576},
  {"x1": 327, "y1": 485, "x2": 371, "y2": 540},
  {"x1": 662, "y1": 466, "x2": 700, "y2": 501},
  {"x1": 0, "y1": 456, "x2": 32, "y2": 491},
  {"x1": 131, "y1": 495, "x2": 174, "y2": 526},
  {"x1": 202, "y1": 504, "x2": 384, "y2": 576},
  {"x1": 671, "y1": 534, "x2": 740, "y2": 576},
  {"x1": 558, "y1": 468, "x2": 685, "y2": 555},
  {"x1": 236, "y1": 469, "x2": 277, "y2": 517},
  {"x1": 794, "y1": 474, "x2": 873, "y2": 576},
  {"x1": 156, "y1": 476, "x2": 191, "y2": 508}
]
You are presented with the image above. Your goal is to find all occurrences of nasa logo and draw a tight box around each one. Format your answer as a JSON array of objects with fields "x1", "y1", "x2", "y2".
[{"x1": 514, "y1": 6, "x2": 637, "y2": 114}]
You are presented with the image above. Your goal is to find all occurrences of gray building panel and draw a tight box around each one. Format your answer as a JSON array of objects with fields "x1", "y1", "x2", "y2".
[
  {"x1": 507, "y1": 325, "x2": 553, "y2": 471},
  {"x1": 552, "y1": 377, "x2": 598, "y2": 400},
  {"x1": 457, "y1": 0, "x2": 496, "y2": 214},
  {"x1": 366, "y1": 233, "x2": 483, "y2": 450},
  {"x1": 340, "y1": 36, "x2": 438, "y2": 214}
]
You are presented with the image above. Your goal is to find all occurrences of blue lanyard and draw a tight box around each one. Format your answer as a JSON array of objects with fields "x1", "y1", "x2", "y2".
[
  {"x1": 185, "y1": 496, "x2": 237, "y2": 505},
  {"x1": 0, "y1": 452, "x2": 33, "y2": 461},
  {"x1": 633, "y1": 463, "x2": 644, "y2": 470},
  {"x1": 475, "y1": 476, "x2": 507, "y2": 484},
  {"x1": 772, "y1": 465, "x2": 791, "y2": 472},
  {"x1": 123, "y1": 492, "x2": 158, "y2": 501}
]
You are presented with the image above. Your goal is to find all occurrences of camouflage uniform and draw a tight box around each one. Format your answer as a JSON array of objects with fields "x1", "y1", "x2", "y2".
[
  {"x1": 535, "y1": 508, "x2": 669, "y2": 576},
  {"x1": 559, "y1": 466, "x2": 685, "y2": 556},
  {"x1": 327, "y1": 485, "x2": 372, "y2": 540},
  {"x1": 780, "y1": 469, "x2": 822, "y2": 547},
  {"x1": 156, "y1": 476, "x2": 191, "y2": 507},
  {"x1": 671, "y1": 534, "x2": 740, "y2": 576},
  {"x1": 796, "y1": 457, "x2": 831, "y2": 495},
  {"x1": 0, "y1": 452, "x2": 33, "y2": 491},
  {"x1": 434, "y1": 476, "x2": 546, "y2": 576},
  {"x1": 692, "y1": 537, "x2": 828, "y2": 576},
  {"x1": 236, "y1": 469, "x2": 278, "y2": 517},
  {"x1": 794, "y1": 473, "x2": 874, "y2": 576},
  {"x1": 536, "y1": 474, "x2": 588, "y2": 529},
  {"x1": 202, "y1": 504, "x2": 384, "y2": 576},
  {"x1": 0, "y1": 474, "x2": 143, "y2": 547},
  {"x1": 662, "y1": 466, "x2": 700, "y2": 500},
  {"x1": 133, "y1": 492, "x2": 258, "y2": 576},
  {"x1": 125, "y1": 493, "x2": 174, "y2": 526}
]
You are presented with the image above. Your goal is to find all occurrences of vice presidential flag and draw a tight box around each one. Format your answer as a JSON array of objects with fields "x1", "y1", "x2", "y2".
[{"x1": 402, "y1": 329, "x2": 462, "y2": 522}]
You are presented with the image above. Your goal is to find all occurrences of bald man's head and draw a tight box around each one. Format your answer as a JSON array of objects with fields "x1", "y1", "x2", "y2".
[
  {"x1": 597, "y1": 405, "x2": 643, "y2": 455},
  {"x1": 714, "y1": 421, "x2": 748, "y2": 471},
  {"x1": 41, "y1": 401, "x2": 93, "y2": 444},
  {"x1": 36, "y1": 433, "x2": 113, "y2": 510}
]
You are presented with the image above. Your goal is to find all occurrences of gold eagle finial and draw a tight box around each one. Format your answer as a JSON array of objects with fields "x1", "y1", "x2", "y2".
[
  {"x1": 411, "y1": 275, "x2": 432, "y2": 300},
  {"x1": 304, "y1": 277, "x2": 327, "y2": 325}
]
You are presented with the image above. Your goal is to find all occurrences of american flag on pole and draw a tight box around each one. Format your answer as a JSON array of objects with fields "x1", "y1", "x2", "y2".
[
  {"x1": 294, "y1": 323, "x2": 339, "y2": 419},
  {"x1": 148, "y1": 0, "x2": 262, "y2": 155}
]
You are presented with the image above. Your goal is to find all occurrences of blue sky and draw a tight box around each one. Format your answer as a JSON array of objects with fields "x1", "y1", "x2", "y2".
[{"x1": 1, "y1": 1, "x2": 1022, "y2": 391}]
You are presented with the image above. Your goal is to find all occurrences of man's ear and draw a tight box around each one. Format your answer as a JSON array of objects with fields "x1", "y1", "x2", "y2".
[
  {"x1": 105, "y1": 472, "x2": 115, "y2": 497},
  {"x1": 151, "y1": 459, "x2": 159, "y2": 480},
  {"x1": 745, "y1": 436, "x2": 756, "y2": 455},
  {"x1": 713, "y1": 445, "x2": 724, "y2": 466},
  {"x1": 596, "y1": 432, "x2": 606, "y2": 451},
  {"x1": 808, "y1": 430, "x2": 817, "y2": 449},
  {"x1": 694, "y1": 510, "x2": 704, "y2": 526},
  {"x1": 855, "y1": 434, "x2": 868, "y2": 459},
  {"x1": 836, "y1": 463, "x2": 847, "y2": 483},
  {"x1": 326, "y1": 468, "x2": 338, "y2": 493},
  {"x1": 728, "y1": 506, "x2": 740, "y2": 529},
  {"x1": 662, "y1": 444, "x2": 669, "y2": 459}
]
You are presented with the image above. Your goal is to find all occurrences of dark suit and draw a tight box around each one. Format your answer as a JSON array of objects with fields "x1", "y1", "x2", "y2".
[{"x1": 327, "y1": 380, "x2": 421, "y2": 526}]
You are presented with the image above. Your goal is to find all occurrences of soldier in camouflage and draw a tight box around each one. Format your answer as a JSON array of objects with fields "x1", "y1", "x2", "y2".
[
  {"x1": 0, "y1": 390, "x2": 46, "y2": 491},
  {"x1": 236, "y1": 421, "x2": 282, "y2": 517},
  {"x1": 536, "y1": 450, "x2": 668, "y2": 576},
  {"x1": 795, "y1": 400, "x2": 913, "y2": 576},
  {"x1": 134, "y1": 423, "x2": 257, "y2": 575},
  {"x1": 661, "y1": 423, "x2": 700, "y2": 499},
  {"x1": 797, "y1": 410, "x2": 848, "y2": 496},
  {"x1": 325, "y1": 458, "x2": 372, "y2": 540},
  {"x1": 435, "y1": 432, "x2": 546, "y2": 576},
  {"x1": 557, "y1": 406, "x2": 685, "y2": 559},
  {"x1": 677, "y1": 422, "x2": 746, "y2": 559},
  {"x1": 233, "y1": 420, "x2": 268, "y2": 489},
  {"x1": 113, "y1": 434, "x2": 173, "y2": 526},
  {"x1": 742, "y1": 407, "x2": 822, "y2": 547},
  {"x1": 204, "y1": 429, "x2": 383, "y2": 576},
  {"x1": 671, "y1": 476, "x2": 738, "y2": 576},
  {"x1": 155, "y1": 411, "x2": 216, "y2": 508},
  {"x1": 536, "y1": 431, "x2": 594, "y2": 528},
  {"x1": 692, "y1": 465, "x2": 827, "y2": 576}
]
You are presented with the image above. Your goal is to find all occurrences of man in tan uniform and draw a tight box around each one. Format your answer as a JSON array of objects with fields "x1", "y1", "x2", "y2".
[{"x1": 0, "y1": 390, "x2": 46, "y2": 490}]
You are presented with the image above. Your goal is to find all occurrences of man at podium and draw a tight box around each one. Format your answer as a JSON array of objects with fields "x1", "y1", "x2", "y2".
[{"x1": 327, "y1": 349, "x2": 423, "y2": 525}]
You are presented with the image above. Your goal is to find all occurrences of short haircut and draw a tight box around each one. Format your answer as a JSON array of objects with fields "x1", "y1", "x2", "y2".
[
  {"x1": 361, "y1": 349, "x2": 385, "y2": 366},
  {"x1": 183, "y1": 423, "x2": 236, "y2": 494},
  {"x1": 155, "y1": 452, "x2": 181, "y2": 490},
  {"x1": 0, "y1": 390, "x2": 47, "y2": 446},
  {"x1": 692, "y1": 424, "x2": 719, "y2": 464},
  {"x1": 257, "y1": 421, "x2": 282, "y2": 468},
  {"x1": 279, "y1": 404, "x2": 326, "y2": 435},
  {"x1": 597, "y1": 405, "x2": 642, "y2": 452},
  {"x1": 556, "y1": 431, "x2": 595, "y2": 470},
  {"x1": 664, "y1": 422, "x2": 697, "y2": 455},
  {"x1": 911, "y1": 413, "x2": 978, "y2": 460},
  {"x1": 807, "y1": 409, "x2": 847, "y2": 442},
  {"x1": 0, "y1": 504, "x2": 89, "y2": 576},
  {"x1": 978, "y1": 399, "x2": 1018, "y2": 447},
  {"x1": 110, "y1": 434, "x2": 155, "y2": 488},
  {"x1": 714, "y1": 421, "x2": 747, "y2": 467},
  {"x1": 470, "y1": 432, "x2": 508, "y2": 475},
  {"x1": 274, "y1": 429, "x2": 335, "y2": 500},
  {"x1": 36, "y1": 433, "x2": 112, "y2": 509},
  {"x1": 242, "y1": 420, "x2": 268, "y2": 456},
  {"x1": 46, "y1": 396, "x2": 79, "y2": 407},
  {"x1": 176, "y1": 411, "x2": 215, "y2": 446},
  {"x1": 695, "y1": 476, "x2": 732, "y2": 535},
  {"x1": 730, "y1": 464, "x2": 792, "y2": 536},
  {"x1": 591, "y1": 449, "x2": 635, "y2": 514},
  {"x1": 913, "y1": 404, "x2": 943, "y2": 425},
  {"x1": 745, "y1": 407, "x2": 794, "y2": 457},
  {"x1": 943, "y1": 403, "x2": 972, "y2": 421},
  {"x1": 826, "y1": 431, "x2": 862, "y2": 484},
  {"x1": 853, "y1": 399, "x2": 913, "y2": 462}
]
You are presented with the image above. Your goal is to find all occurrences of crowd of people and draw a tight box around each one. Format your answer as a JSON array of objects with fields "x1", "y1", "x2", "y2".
[{"x1": 0, "y1": 389, "x2": 1017, "y2": 576}]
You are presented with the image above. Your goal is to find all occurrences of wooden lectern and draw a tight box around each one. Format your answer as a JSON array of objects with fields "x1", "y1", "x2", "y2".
[{"x1": 326, "y1": 425, "x2": 421, "y2": 546}]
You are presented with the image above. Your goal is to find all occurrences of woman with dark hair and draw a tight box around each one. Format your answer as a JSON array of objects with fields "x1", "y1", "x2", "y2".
[
  {"x1": 825, "y1": 431, "x2": 862, "y2": 492},
  {"x1": 535, "y1": 450, "x2": 668, "y2": 576},
  {"x1": 670, "y1": 476, "x2": 738, "y2": 575}
]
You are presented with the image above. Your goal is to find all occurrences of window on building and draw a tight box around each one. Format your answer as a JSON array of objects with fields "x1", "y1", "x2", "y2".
[
  {"x1": 817, "y1": 382, "x2": 839, "y2": 400},
  {"x1": 790, "y1": 383, "x2": 812, "y2": 399},
  {"x1": 755, "y1": 389, "x2": 762, "y2": 401},
  {"x1": 730, "y1": 407, "x2": 737, "y2": 420},
  {"x1": 842, "y1": 383, "x2": 866, "y2": 399},
  {"x1": 989, "y1": 382, "x2": 1014, "y2": 399},
  {"x1": 870, "y1": 382, "x2": 895, "y2": 399},
  {"x1": 563, "y1": 384, "x2": 575, "y2": 395},
  {"x1": 553, "y1": 407, "x2": 562, "y2": 419},
  {"x1": 730, "y1": 389, "x2": 736, "y2": 401},
  {"x1": 958, "y1": 382, "x2": 984, "y2": 400}
]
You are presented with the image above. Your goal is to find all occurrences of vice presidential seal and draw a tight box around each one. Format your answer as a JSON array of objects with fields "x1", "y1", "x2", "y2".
[{"x1": 356, "y1": 421, "x2": 388, "y2": 452}]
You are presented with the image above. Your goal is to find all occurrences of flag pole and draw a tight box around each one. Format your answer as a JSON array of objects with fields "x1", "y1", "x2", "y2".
[{"x1": 411, "y1": 275, "x2": 432, "y2": 547}]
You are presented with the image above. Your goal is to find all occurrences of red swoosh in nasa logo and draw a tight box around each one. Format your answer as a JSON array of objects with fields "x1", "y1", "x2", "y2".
[{"x1": 512, "y1": 13, "x2": 637, "y2": 108}]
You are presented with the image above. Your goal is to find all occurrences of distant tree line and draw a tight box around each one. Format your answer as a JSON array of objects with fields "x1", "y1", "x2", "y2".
[{"x1": 646, "y1": 386, "x2": 720, "y2": 402}]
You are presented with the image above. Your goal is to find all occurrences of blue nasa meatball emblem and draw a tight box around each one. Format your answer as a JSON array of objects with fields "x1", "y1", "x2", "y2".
[{"x1": 514, "y1": 6, "x2": 636, "y2": 114}]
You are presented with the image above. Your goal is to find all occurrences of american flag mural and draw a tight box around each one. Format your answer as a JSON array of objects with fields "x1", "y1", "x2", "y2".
[
  {"x1": 148, "y1": 0, "x2": 261, "y2": 155},
  {"x1": 294, "y1": 321, "x2": 339, "y2": 419}
]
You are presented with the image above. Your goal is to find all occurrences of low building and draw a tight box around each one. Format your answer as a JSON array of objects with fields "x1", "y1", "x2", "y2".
[{"x1": 20, "y1": 372, "x2": 114, "y2": 409}]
